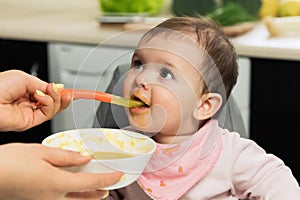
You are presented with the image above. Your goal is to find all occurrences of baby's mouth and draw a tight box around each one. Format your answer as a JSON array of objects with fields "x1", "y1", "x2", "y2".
[{"x1": 131, "y1": 92, "x2": 151, "y2": 109}]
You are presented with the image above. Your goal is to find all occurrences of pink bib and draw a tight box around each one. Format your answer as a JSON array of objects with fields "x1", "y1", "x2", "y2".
[{"x1": 137, "y1": 120, "x2": 223, "y2": 200}]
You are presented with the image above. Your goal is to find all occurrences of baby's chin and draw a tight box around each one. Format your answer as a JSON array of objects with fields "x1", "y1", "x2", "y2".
[
  {"x1": 129, "y1": 115, "x2": 164, "y2": 135},
  {"x1": 129, "y1": 112, "x2": 151, "y2": 129},
  {"x1": 128, "y1": 103, "x2": 168, "y2": 133}
]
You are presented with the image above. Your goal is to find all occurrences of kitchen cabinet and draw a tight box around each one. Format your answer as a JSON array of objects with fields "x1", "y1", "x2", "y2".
[
  {"x1": 231, "y1": 57, "x2": 251, "y2": 137},
  {"x1": 0, "y1": 39, "x2": 51, "y2": 144},
  {"x1": 250, "y1": 57, "x2": 300, "y2": 182}
]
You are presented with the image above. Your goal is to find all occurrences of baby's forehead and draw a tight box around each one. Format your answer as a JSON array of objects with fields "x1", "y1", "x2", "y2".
[
  {"x1": 137, "y1": 33, "x2": 222, "y2": 86},
  {"x1": 138, "y1": 35, "x2": 205, "y2": 63},
  {"x1": 137, "y1": 35, "x2": 213, "y2": 73},
  {"x1": 138, "y1": 31, "x2": 198, "y2": 50}
]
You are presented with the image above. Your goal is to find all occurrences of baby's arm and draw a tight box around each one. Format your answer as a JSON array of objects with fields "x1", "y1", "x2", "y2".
[{"x1": 231, "y1": 135, "x2": 300, "y2": 199}]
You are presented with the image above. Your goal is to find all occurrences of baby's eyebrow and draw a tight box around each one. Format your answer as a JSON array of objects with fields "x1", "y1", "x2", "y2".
[
  {"x1": 132, "y1": 52, "x2": 139, "y2": 58},
  {"x1": 132, "y1": 50, "x2": 178, "y2": 69},
  {"x1": 156, "y1": 59, "x2": 177, "y2": 69}
]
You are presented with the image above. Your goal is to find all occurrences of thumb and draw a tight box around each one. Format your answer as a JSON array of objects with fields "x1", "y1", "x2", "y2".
[
  {"x1": 41, "y1": 146, "x2": 92, "y2": 167},
  {"x1": 41, "y1": 145, "x2": 125, "y2": 191}
]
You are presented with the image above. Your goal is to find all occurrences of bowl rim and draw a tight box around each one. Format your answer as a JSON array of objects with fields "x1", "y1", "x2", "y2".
[{"x1": 42, "y1": 128, "x2": 157, "y2": 160}]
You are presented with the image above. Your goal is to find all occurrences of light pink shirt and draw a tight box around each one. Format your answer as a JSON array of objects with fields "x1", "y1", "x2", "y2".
[{"x1": 108, "y1": 121, "x2": 300, "y2": 200}]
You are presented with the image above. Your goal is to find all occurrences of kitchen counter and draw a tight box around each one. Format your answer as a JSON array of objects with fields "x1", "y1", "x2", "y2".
[
  {"x1": 0, "y1": 0, "x2": 123, "y2": 45},
  {"x1": 232, "y1": 23, "x2": 300, "y2": 61},
  {"x1": 0, "y1": 0, "x2": 299, "y2": 61}
]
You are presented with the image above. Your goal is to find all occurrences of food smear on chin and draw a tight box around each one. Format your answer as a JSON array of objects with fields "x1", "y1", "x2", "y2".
[{"x1": 130, "y1": 108, "x2": 151, "y2": 128}]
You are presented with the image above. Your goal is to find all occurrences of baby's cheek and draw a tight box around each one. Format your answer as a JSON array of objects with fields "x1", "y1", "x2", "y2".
[
  {"x1": 123, "y1": 74, "x2": 138, "y2": 96},
  {"x1": 122, "y1": 83, "x2": 132, "y2": 98}
]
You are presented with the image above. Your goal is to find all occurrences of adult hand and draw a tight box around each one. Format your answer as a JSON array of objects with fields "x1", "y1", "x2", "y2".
[
  {"x1": 0, "y1": 143, "x2": 123, "y2": 200},
  {"x1": 0, "y1": 70, "x2": 72, "y2": 131}
]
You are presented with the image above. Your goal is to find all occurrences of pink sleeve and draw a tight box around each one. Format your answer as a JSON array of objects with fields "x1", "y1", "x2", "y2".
[{"x1": 230, "y1": 134, "x2": 300, "y2": 199}]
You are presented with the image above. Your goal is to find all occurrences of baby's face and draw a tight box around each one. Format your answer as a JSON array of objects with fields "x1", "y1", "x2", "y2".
[{"x1": 123, "y1": 36, "x2": 205, "y2": 142}]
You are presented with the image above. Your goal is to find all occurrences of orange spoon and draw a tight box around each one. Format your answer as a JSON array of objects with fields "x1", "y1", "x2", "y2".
[
  {"x1": 61, "y1": 88, "x2": 145, "y2": 108},
  {"x1": 37, "y1": 88, "x2": 145, "y2": 108}
]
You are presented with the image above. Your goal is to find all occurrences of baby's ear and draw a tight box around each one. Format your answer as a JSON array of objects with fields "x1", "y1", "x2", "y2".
[{"x1": 193, "y1": 93, "x2": 222, "y2": 120}]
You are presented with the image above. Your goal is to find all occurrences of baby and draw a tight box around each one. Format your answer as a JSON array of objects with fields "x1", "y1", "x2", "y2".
[{"x1": 106, "y1": 16, "x2": 300, "y2": 199}]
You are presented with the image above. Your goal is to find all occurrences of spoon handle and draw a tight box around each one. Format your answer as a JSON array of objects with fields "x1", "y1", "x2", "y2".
[
  {"x1": 60, "y1": 89, "x2": 144, "y2": 108},
  {"x1": 60, "y1": 89, "x2": 112, "y2": 103}
]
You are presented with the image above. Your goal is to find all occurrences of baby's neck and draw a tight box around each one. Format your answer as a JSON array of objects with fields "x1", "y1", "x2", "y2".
[
  {"x1": 152, "y1": 121, "x2": 208, "y2": 144},
  {"x1": 153, "y1": 134, "x2": 193, "y2": 144}
]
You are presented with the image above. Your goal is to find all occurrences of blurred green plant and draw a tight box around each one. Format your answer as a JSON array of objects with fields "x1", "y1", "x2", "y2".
[
  {"x1": 172, "y1": 0, "x2": 261, "y2": 26},
  {"x1": 206, "y1": 3, "x2": 258, "y2": 26},
  {"x1": 172, "y1": 0, "x2": 217, "y2": 16},
  {"x1": 100, "y1": 0, "x2": 164, "y2": 16},
  {"x1": 222, "y1": 0, "x2": 261, "y2": 17}
]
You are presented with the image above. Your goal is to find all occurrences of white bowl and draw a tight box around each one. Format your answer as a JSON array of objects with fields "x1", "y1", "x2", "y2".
[{"x1": 42, "y1": 128, "x2": 156, "y2": 190}]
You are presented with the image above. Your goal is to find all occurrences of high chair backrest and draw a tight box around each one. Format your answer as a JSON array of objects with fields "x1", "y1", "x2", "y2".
[{"x1": 93, "y1": 64, "x2": 248, "y2": 138}]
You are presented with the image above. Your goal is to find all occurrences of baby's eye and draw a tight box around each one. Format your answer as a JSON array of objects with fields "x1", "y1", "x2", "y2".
[
  {"x1": 159, "y1": 68, "x2": 174, "y2": 80},
  {"x1": 132, "y1": 60, "x2": 143, "y2": 70}
]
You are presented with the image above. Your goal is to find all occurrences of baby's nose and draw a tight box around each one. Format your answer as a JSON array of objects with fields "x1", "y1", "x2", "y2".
[
  {"x1": 135, "y1": 69, "x2": 153, "y2": 90},
  {"x1": 136, "y1": 75, "x2": 149, "y2": 90}
]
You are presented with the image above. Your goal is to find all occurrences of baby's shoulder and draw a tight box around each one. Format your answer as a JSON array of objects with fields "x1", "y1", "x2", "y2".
[{"x1": 220, "y1": 128, "x2": 265, "y2": 155}]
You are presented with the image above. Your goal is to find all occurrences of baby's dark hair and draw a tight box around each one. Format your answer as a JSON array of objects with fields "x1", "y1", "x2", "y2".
[{"x1": 140, "y1": 16, "x2": 239, "y2": 102}]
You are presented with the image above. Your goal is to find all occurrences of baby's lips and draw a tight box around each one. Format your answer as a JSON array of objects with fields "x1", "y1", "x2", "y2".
[{"x1": 132, "y1": 90, "x2": 151, "y2": 106}]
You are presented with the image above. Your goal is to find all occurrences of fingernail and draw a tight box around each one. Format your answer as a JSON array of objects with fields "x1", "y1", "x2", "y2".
[
  {"x1": 56, "y1": 83, "x2": 64, "y2": 92},
  {"x1": 119, "y1": 174, "x2": 126, "y2": 182},
  {"x1": 101, "y1": 190, "x2": 109, "y2": 199},
  {"x1": 70, "y1": 96, "x2": 74, "y2": 103},
  {"x1": 55, "y1": 83, "x2": 64, "y2": 89},
  {"x1": 36, "y1": 90, "x2": 45, "y2": 97},
  {"x1": 80, "y1": 151, "x2": 90, "y2": 157},
  {"x1": 52, "y1": 83, "x2": 58, "y2": 93}
]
